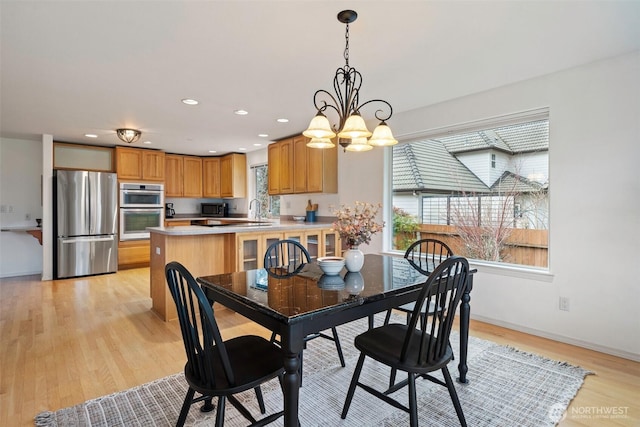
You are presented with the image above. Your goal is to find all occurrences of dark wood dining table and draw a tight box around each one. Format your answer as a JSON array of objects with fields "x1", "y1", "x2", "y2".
[{"x1": 197, "y1": 253, "x2": 474, "y2": 427}]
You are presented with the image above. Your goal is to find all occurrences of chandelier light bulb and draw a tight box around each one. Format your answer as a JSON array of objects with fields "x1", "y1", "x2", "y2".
[
  {"x1": 345, "y1": 137, "x2": 373, "y2": 152},
  {"x1": 306, "y1": 137, "x2": 336, "y2": 149},
  {"x1": 367, "y1": 121, "x2": 398, "y2": 147},
  {"x1": 303, "y1": 112, "x2": 336, "y2": 139},
  {"x1": 338, "y1": 113, "x2": 372, "y2": 140}
]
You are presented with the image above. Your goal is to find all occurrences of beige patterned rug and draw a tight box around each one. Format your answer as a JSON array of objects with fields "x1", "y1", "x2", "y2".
[{"x1": 35, "y1": 314, "x2": 591, "y2": 426}]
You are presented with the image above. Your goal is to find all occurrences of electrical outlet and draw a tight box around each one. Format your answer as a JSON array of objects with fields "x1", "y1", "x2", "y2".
[
  {"x1": 0, "y1": 205, "x2": 6, "y2": 213},
  {"x1": 559, "y1": 297, "x2": 570, "y2": 311}
]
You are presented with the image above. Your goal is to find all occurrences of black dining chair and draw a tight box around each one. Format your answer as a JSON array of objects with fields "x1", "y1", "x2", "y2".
[
  {"x1": 382, "y1": 238, "x2": 454, "y2": 389},
  {"x1": 341, "y1": 256, "x2": 470, "y2": 427},
  {"x1": 383, "y1": 238, "x2": 454, "y2": 326},
  {"x1": 165, "y1": 261, "x2": 285, "y2": 427},
  {"x1": 264, "y1": 239, "x2": 346, "y2": 382}
]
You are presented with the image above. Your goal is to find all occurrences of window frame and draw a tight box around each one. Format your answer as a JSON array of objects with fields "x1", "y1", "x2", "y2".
[{"x1": 384, "y1": 107, "x2": 552, "y2": 279}]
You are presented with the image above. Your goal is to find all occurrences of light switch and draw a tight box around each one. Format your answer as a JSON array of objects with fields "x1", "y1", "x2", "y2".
[{"x1": 155, "y1": 247, "x2": 161, "y2": 255}]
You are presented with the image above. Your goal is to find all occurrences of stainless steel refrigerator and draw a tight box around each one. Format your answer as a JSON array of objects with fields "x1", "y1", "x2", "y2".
[{"x1": 54, "y1": 170, "x2": 118, "y2": 279}]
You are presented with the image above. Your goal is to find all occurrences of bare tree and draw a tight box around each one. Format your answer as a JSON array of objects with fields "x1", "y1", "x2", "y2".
[{"x1": 449, "y1": 171, "x2": 547, "y2": 262}]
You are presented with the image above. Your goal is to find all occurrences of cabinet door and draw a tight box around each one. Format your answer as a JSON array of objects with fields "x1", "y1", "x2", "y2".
[
  {"x1": 305, "y1": 230, "x2": 321, "y2": 262},
  {"x1": 307, "y1": 142, "x2": 324, "y2": 193},
  {"x1": 279, "y1": 139, "x2": 294, "y2": 194},
  {"x1": 293, "y1": 135, "x2": 307, "y2": 193},
  {"x1": 237, "y1": 234, "x2": 260, "y2": 271},
  {"x1": 165, "y1": 154, "x2": 183, "y2": 197},
  {"x1": 202, "y1": 158, "x2": 221, "y2": 198},
  {"x1": 267, "y1": 143, "x2": 280, "y2": 195},
  {"x1": 322, "y1": 229, "x2": 341, "y2": 257},
  {"x1": 237, "y1": 231, "x2": 283, "y2": 271},
  {"x1": 221, "y1": 153, "x2": 247, "y2": 198},
  {"x1": 182, "y1": 156, "x2": 203, "y2": 197},
  {"x1": 142, "y1": 150, "x2": 165, "y2": 181},
  {"x1": 115, "y1": 146, "x2": 142, "y2": 180}
]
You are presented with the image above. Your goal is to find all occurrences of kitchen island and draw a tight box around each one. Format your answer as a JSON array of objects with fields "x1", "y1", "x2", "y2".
[{"x1": 148, "y1": 220, "x2": 340, "y2": 321}]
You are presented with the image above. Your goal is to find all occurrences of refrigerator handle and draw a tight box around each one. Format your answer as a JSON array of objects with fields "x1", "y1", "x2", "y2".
[{"x1": 60, "y1": 236, "x2": 115, "y2": 244}]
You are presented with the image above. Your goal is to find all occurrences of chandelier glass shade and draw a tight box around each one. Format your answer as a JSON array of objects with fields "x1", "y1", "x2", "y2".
[
  {"x1": 116, "y1": 128, "x2": 141, "y2": 144},
  {"x1": 304, "y1": 10, "x2": 397, "y2": 151}
]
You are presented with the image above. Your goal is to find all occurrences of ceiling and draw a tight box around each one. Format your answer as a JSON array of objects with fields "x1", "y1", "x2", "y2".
[{"x1": 2, "y1": 1, "x2": 639, "y2": 156}]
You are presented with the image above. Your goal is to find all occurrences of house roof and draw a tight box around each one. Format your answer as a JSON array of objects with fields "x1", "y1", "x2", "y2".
[
  {"x1": 393, "y1": 140, "x2": 489, "y2": 193},
  {"x1": 490, "y1": 171, "x2": 548, "y2": 193},
  {"x1": 436, "y1": 120, "x2": 549, "y2": 154},
  {"x1": 393, "y1": 120, "x2": 549, "y2": 194}
]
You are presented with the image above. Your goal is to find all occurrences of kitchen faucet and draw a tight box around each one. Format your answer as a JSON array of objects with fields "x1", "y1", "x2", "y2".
[{"x1": 249, "y1": 198, "x2": 262, "y2": 220}]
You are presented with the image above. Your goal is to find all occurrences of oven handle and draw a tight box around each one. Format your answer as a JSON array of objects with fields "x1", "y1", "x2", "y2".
[
  {"x1": 121, "y1": 208, "x2": 163, "y2": 213},
  {"x1": 121, "y1": 189, "x2": 163, "y2": 194}
]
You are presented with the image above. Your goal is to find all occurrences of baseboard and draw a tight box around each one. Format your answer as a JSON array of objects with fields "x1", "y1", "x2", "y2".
[
  {"x1": 471, "y1": 314, "x2": 640, "y2": 363},
  {"x1": 0, "y1": 269, "x2": 43, "y2": 279}
]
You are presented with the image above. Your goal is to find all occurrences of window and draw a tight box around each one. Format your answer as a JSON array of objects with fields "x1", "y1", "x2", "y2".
[
  {"x1": 391, "y1": 114, "x2": 549, "y2": 269},
  {"x1": 252, "y1": 164, "x2": 280, "y2": 217}
]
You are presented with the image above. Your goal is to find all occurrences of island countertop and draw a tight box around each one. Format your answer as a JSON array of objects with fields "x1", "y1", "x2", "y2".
[{"x1": 148, "y1": 220, "x2": 335, "y2": 236}]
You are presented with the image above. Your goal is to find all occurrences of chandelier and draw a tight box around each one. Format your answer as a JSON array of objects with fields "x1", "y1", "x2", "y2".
[
  {"x1": 303, "y1": 10, "x2": 397, "y2": 152},
  {"x1": 116, "y1": 128, "x2": 141, "y2": 144}
]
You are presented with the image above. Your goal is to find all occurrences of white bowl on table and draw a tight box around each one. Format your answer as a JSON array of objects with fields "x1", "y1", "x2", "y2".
[{"x1": 317, "y1": 256, "x2": 345, "y2": 276}]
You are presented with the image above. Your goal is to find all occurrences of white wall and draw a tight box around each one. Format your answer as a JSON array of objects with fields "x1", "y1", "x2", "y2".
[
  {"x1": 388, "y1": 51, "x2": 640, "y2": 360},
  {"x1": 0, "y1": 137, "x2": 44, "y2": 277}
]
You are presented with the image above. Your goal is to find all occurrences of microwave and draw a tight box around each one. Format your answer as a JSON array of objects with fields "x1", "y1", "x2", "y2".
[{"x1": 201, "y1": 202, "x2": 228, "y2": 217}]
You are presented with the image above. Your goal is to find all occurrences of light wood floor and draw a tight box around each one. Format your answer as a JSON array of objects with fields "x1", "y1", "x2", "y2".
[{"x1": 1, "y1": 268, "x2": 638, "y2": 426}]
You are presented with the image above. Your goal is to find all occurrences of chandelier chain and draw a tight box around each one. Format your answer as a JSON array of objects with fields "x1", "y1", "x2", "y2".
[{"x1": 344, "y1": 22, "x2": 350, "y2": 68}]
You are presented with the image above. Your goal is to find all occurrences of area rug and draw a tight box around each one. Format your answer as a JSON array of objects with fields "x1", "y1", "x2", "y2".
[{"x1": 35, "y1": 314, "x2": 591, "y2": 426}]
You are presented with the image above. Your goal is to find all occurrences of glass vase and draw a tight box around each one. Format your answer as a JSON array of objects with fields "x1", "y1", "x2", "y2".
[{"x1": 344, "y1": 246, "x2": 364, "y2": 272}]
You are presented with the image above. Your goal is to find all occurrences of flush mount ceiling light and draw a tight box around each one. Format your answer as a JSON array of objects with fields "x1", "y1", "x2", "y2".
[
  {"x1": 116, "y1": 128, "x2": 142, "y2": 144},
  {"x1": 303, "y1": 10, "x2": 398, "y2": 152}
]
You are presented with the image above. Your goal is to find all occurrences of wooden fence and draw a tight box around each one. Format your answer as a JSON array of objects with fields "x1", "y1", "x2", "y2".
[{"x1": 395, "y1": 224, "x2": 548, "y2": 268}]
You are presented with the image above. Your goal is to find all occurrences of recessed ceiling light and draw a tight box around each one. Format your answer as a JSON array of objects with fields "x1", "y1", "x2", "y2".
[
  {"x1": 85, "y1": 134, "x2": 97, "y2": 138},
  {"x1": 276, "y1": 118, "x2": 289, "y2": 123},
  {"x1": 253, "y1": 143, "x2": 262, "y2": 147},
  {"x1": 182, "y1": 98, "x2": 199, "y2": 105},
  {"x1": 143, "y1": 141, "x2": 152, "y2": 144},
  {"x1": 238, "y1": 147, "x2": 247, "y2": 151},
  {"x1": 234, "y1": 109, "x2": 249, "y2": 115},
  {"x1": 208, "y1": 150, "x2": 217, "y2": 153},
  {"x1": 258, "y1": 134, "x2": 269, "y2": 138}
]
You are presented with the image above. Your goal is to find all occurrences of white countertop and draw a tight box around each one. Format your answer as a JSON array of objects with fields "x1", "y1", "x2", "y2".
[{"x1": 148, "y1": 220, "x2": 334, "y2": 236}]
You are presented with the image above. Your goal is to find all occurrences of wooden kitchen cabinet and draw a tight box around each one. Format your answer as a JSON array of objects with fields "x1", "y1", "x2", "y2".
[
  {"x1": 115, "y1": 146, "x2": 165, "y2": 181},
  {"x1": 164, "y1": 154, "x2": 183, "y2": 197},
  {"x1": 202, "y1": 157, "x2": 221, "y2": 198},
  {"x1": 236, "y1": 231, "x2": 283, "y2": 271},
  {"x1": 267, "y1": 138, "x2": 294, "y2": 195},
  {"x1": 267, "y1": 143, "x2": 280, "y2": 194},
  {"x1": 268, "y1": 134, "x2": 337, "y2": 195},
  {"x1": 293, "y1": 135, "x2": 308, "y2": 193},
  {"x1": 183, "y1": 156, "x2": 203, "y2": 197},
  {"x1": 165, "y1": 154, "x2": 202, "y2": 197},
  {"x1": 118, "y1": 240, "x2": 150, "y2": 269},
  {"x1": 220, "y1": 153, "x2": 246, "y2": 198},
  {"x1": 284, "y1": 229, "x2": 339, "y2": 261}
]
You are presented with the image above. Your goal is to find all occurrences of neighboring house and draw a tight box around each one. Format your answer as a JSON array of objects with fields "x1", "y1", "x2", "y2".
[{"x1": 392, "y1": 119, "x2": 549, "y2": 230}]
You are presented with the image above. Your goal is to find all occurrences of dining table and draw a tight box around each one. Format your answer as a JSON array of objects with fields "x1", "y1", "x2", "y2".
[{"x1": 197, "y1": 253, "x2": 474, "y2": 427}]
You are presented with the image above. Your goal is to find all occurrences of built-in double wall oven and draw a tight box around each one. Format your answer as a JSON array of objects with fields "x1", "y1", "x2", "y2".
[{"x1": 119, "y1": 182, "x2": 164, "y2": 241}]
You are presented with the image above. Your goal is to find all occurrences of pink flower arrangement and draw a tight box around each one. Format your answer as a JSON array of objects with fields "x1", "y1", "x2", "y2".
[{"x1": 332, "y1": 201, "x2": 385, "y2": 248}]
